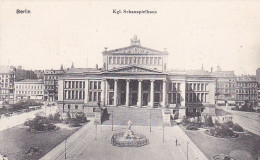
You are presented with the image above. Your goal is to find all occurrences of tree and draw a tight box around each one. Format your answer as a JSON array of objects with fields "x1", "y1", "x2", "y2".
[{"x1": 205, "y1": 116, "x2": 214, "y2": 127}]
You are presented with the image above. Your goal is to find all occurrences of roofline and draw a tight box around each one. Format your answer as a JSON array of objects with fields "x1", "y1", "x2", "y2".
[{"x1": 102, "y1": 45, "x2": 169, "y2": 55}]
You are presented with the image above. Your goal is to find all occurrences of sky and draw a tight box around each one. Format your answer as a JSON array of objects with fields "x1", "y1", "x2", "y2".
[{"x1": 0, "y1": 0, "x2": 259, "y2": 75}]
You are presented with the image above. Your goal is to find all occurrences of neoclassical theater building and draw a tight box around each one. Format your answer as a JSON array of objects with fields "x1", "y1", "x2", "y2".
[{"x1": 57, "y1": 36, "x2": 216, "y2": 117}]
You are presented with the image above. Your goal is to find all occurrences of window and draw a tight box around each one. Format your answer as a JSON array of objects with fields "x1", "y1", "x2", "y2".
[
  {"x1": 138, "y1": 57, "x2": 141, "y2": 64},
  {"x1": 89, "y1": 92, "x2": 92, "y2": 101},
  {"x1": 158, "y1": 57, "x2": 162, "y2": 65},
  {"x1": 98, "y1": 81, "x2": 101, "y2": 89},
  {"x1": 121, "y1": 57, "x2": 124, "y2": 64},
  {"x1": 94, "y1": 82, "x2": 97, "y2": 89},
  {"x1": 154, "y1": 57, "x2": 158, "y2": 65},
  {"x1": 75, "y1": 105, "x2": 78, "y2": 110},
  {"x1": 177, "y1": 83, "x2": 180, "y2": 91},
  {"x1": 109, "y1": 57, "x2": 112, "y2": 64},
  {"x1": 142, "y1": 57, "x2": 145, "y2": 64},
  {"x1": 90, "y1": 82, "x2": 93, "y2": 89},
  {"x1": 197, "y1": 84, "x2": 200, "y2": 91}
]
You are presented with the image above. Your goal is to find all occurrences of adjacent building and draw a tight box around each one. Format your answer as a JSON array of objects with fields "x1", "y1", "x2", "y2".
[
  {"x1": 43, "y1": 68, "x2": 64, "y2": 101},
  {"x1": 236, "y1": 75, "x2": 258, "y2": 106},
  {"x1": 0, "y1": 66, "x2": 16, "y2": 104},
  {"x1": 14, "y1": 79, "x2": 44, "y2": 101},
  {"x1": 256, "y1": 68, "x2": 260, "y2": 85},
  {"x1": 213, "y1": 66, "x2": 236, "y2": 106},
  {"x1": 57, "y1": 36, "x2": 216, "y2": 118}
]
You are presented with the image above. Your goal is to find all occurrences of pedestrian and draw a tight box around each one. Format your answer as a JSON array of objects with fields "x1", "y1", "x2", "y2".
[{"x1": 176, "y1": 139, "x2": 178, "y2": 146}]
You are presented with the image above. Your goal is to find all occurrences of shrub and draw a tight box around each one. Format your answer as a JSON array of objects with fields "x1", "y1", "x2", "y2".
[
  {"x1": 75, "y1": 112, "x2": 87, "y2": 123},
  {"x1": 209, "y1": 125, "x2": 238, "y2": 138},
  {"x1": 181, "y1": 117, "x2": 190, "y2": 126},
  {"x1": 69, "y1": 118, "x2": 82, "y2": 127},
  {"x1": 186, "y1": 122, "x2": 199, "y2": 130},
  {"x1": 223, "y1": 121, "x2": 234, "y2": 128},
  {"x1": 27, "y1": 115, "x2": 58, "y2": 132},
  {"x1": 53, "y1": 112, "x2": 61, "y2": 123},
  {"x1": 232, "y1": 123, "x2": 244, "y2": 132},
  {"x1": 214, "y1": 120, "x2": 221, "y2": 126},
  {"x1": 205, "y1": 116, "x2": 214, "y2": 127}
]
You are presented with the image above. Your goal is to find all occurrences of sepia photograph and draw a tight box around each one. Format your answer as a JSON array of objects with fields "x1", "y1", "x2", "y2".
[{"x1": 0, "y1": 1, "x2": 259, "y2": 160}]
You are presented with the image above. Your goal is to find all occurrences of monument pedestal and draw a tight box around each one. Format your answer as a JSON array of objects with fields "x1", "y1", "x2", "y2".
[
  {"x1": 162, "y1": 109, "x2": 171, "y2": 127},
  {"x1": 178, "y1": 107, "x2": 186, "y2": 119}
]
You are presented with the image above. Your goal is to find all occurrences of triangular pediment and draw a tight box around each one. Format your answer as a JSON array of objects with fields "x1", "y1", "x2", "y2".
[
  {"x1": 103, "y1": 45, "x2": 168, "y2": 55},
  {"x1": 105, "y1": 65, "x2": 163, "y2": 74}
]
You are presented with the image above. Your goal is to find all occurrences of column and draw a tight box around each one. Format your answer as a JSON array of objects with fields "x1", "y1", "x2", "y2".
[
  {"x1": 101, "y1": 79, "x2": 106, "y2": 107},
  {"x1": 137, "y1": 80, "x2": 142, "y2": 107},
  {"x1": 162, "y1": 80, "x2": 167, "y2": 108},
  {"x1": 150, "y1": 80, "x2": 154, "y2": 108},
  {"x1": 84, "y1": 79, "x2": 89, "y2": 104},
  {"x1": 126, "y1": 79, "x2": 130, "y2": 107},
  {"x1": 114, "y1": 79, "x2": 118, "y2": 106},
  {"x1": 180, "y1": 82, "x2": 186, "y2": 106}
]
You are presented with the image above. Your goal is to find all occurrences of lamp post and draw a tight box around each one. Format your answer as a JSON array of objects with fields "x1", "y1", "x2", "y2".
[
  {"x1": 163, "y1": 124, "x2": 165, "y2": 142},
  {"x1": 112, "y1": 110, "x2": 114, "y2": 131},
  {"x1": 149, "y1": 111, "x2": 151, "y2": 132},
  {"x1": 65, "y1": 138, "x2": 67, "y2": 159},
  {"x1": 95, "y1": 124, "x2": 97, "y2": 140},
  {"x1": 187, "y1": 142, "x2": 189, "y2": 160}
]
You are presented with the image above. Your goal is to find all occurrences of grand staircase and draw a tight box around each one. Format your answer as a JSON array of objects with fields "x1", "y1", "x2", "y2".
[{"x1": 102, "y1": 107, "x2": 163, "y2": 126}]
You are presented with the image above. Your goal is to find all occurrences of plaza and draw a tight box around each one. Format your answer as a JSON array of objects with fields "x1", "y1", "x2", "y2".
[{"x1": 41, "y1": 118, "x2": 208, "y2": 160}]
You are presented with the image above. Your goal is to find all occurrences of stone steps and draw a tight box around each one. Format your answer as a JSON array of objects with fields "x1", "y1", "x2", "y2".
[{"x1": 102, "y1": 108, "x2": 163, "y2": 126}]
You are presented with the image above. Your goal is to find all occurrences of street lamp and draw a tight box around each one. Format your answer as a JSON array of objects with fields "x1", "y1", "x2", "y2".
[
  {"x1": 95, "y1": 124, "x2": 97, "y2": 140},
  {"x1": 65, "y1": 138, "x2": 67, "y2": 159},
  {"x1": 163, "y1": 123, "x2": 165, "y2": 142},
  {"x1": 149, "y1": 111, "x2": 151, "y2": 132},
  {"x1": 112, "y1": 110, "x2": 114, "y2": 131},
  {"x1": 187, "y1": 142, "x2": 189, "y2": 160}
]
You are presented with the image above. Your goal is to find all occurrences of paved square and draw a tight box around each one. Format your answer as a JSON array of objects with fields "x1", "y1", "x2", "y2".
[{"x1": 41, "y1": 119, "x2": 207, "y2": 160}]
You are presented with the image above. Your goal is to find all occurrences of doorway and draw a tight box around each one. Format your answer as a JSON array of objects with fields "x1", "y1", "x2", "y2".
[
  {"x1": 143, "y1": 92, "x2": 149, "y2": 106},
  {"x1": 109, "y1": 92, "x2": 114, "y2": 105},
  {"x1": 131, "y1": 92, "x2": 138, "y2": 106},
  {"x1": 120, "y1": 91, "x2": 126, "y2": 105},
  {"x1": 154, "y1": 93, "x2": 161, "y2": 107}
]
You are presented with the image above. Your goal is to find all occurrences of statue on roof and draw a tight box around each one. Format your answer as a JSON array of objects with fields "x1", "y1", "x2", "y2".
[
  {"x1": 131, "y1": 35, "x2": 141, "y2": 46},
  {"x1": 60, "y1": 64, "x2": 64, "y2": 70},
  {"x1": 71, "y1": 62, "x2": 74, "y2": 69}
]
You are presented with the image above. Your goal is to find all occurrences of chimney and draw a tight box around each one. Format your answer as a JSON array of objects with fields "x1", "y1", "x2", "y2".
[{"x1": 96, "y1": 64, "x2": 98, "y2": 69}]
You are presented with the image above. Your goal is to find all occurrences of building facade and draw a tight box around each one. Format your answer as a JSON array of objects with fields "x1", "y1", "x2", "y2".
[
  {"x1": 44, "y1": 68, "x2": 64, "y2": 101},
  {"x1": 236, "y1": 75, "x2": 258, "y2": 106},
  {"x1": 0, "y1": 66, "x2": 15, "y2": 104},
  {"x1": 213, "y1": 66, "x2": 236, "y2": 106},
  {"x1": 14, "y1": 79, "x2": 44, "y2": 101},
  {"x1": 57, "y1": 37, "x2": 216, "y2": 117}
]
